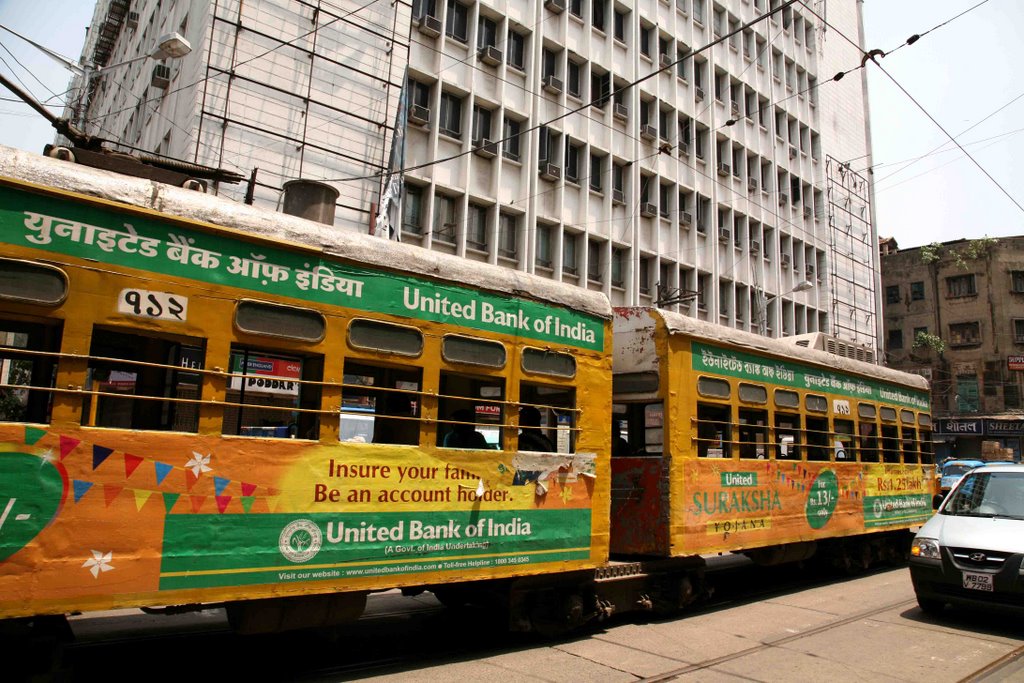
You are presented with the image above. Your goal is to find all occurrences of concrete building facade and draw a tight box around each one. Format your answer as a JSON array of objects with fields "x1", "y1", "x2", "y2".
[
  {"x1": 881, "y1": 236, "x2": 1024, "y2": 460},
  {"x1": 67, "y1": 0, "x2": 880, "y2": 346}
]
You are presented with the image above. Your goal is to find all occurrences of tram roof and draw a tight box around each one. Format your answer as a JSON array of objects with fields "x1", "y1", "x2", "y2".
[
  {"x1": 630, "y1": 307, "x2": 929, "y2": 393},
  {"x1": 0, "y1": 146, "x2": 612, "y2": 321}
]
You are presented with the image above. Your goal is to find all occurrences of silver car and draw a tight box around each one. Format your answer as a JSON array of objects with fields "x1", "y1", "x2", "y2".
[{"x1": 909, "y1": 463, "x2": 1024, "y2": 615}]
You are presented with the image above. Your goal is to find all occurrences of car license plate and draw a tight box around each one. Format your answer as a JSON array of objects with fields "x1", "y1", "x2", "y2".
[{"x1": 962, "y1": 572, "x2": 994, "y2": 592}]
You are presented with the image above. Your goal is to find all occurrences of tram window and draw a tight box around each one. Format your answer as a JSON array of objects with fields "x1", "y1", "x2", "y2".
[
  {"x1": 918, "y1": 414, "x2": 932, "y2": 429},
  {"x1": 859, "y1": 421, "x2": 879, "y2": 462},
  {"x1": 806, "y1": 415, "x2": 829, "y2": 460},
  {"x1": 881, "y1": 424, "x2": 900, "y2": 462},
  {"x1": 738, "y1": 408, "x2": 767, "y2": 459},
  {"x1": 900, "y1": 409, "x2": 915, "y2": 425},
  {"x1": 235, "y1": 300, "x2": 325, "y2": 342},
  {"x1": 775, "y1": 414, "x2": 800, "y2": 459},
  {"x1": 833, "y1": 418, "x2": 856, "y2": 461},
  {"x1": 920, "y1": 429, "x2": 934, "y2": 463},
  {"x1": 880, "y1": 406, "x2": 897, "y2": 422},
  {"x1": 613, "y1": 371, "x2": 660, "y2": 395},
  {"x1": 518, "y1": 383, "x2": 575, "y2": 453},
  {"x1": 858, "y1": 403, "x2": 876, "y2": 419},
  {"x1": 438, "y1": 372, "x2": 505, "y2": 449},
  {"x1": 223, "y1": 347, "x2": 321, "y2": 439},
  {"x1": 903, "y1": 427, "x2": 919, "y2": 463},
  {"x1": 84, "y1": 327, "x2": 205, "y2": 433},
  {"x1": 775, "y1": 389, "x2": 800, "y2": 409},
  {"x1": 341, "y1": 361, "x2": 422, "y2": 445},
  {"x1": 0, "y1": 319, "x2": 61, "y2": 424},
  {"x1": 805, "y1": 394, "x2": 827, "y2": 412},
  {"x1": 442, "y1": 335, "x2": 506, "y2": 368},
  {"x1": 697, "y1": 402, "x2": 731, "y2": 457},
  {"x1": 0, "y1": 259, "x2": 67, "y2": 305},
  {"x1": 738, "y1": 383, "x2": 767, "y2": 404},
  {"x1": 521, "y1": 348, "x2": 576, "y2": 378},
  {"x1": 348, "y1": 319, "x2": 423, "y2": 356},
  {"x1": 697, "y1": 377, "x2": 731, "y2": 399}
]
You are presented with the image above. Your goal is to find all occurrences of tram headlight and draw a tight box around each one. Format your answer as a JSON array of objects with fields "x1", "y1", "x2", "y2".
[{"x1": 911, "y1": 537, "x2": 940, "y2": 560}]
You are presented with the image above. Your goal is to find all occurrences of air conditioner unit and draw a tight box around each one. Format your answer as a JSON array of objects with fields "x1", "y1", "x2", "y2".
[
  {"x1": 748, "y1": 177, "x2": 758, "y2": 191},
  {"x1": 717, "y1": 162, "x2": 730, "y2": 176},
  {"x1": 640, "y1": 123, "x2": 657, "y2": 141},
  {"x1": 789, "y1": 145, "x2": 798, "y2": 159},
  {"x1": 540, "y1": 163, "x2": 561, "y2": 181},
  {"x1": 478, "y1": 45, "x2": 503, "y2": 66},
  {"x1": 695, "y1": 86, "x2": 705, "y2": 101},
  {"x1": 542, "y1": 74, "x2": 563, "y2": 94},
  {"x1": 718, "y1": 227, "x2": 731, "y2": 242},
  {"x1": 806, "y1": 264, "x2": 816, "y2": 277},
  {"x1": 803, "y1": 206, "x2": 813, "y2": 218},
  {"x1": 778, "y1": 192, "x2": 789, "y2": 206},
  {"x1": 750, "y1": 240, "x2": 761, "y2": 254},
  {"x1": 660, "y1": 53, "x2": 673, "y2": 68},
  {"x1": 408, "y1": 104, "x2": 430, "y2": 126},
  {"x1": 473, "y1": 138, "x2": 498, "y2": 158},
  {"x1": 781, "y1": 254, "x2": 791, "y2": 268},
  {"x1": 417, "y1": 14, "x2": 442, "y2": 38},
  {"x1": 545, "y1": 0, "x2": 566, "y2": 13},
  {"x1": 640, "y1": 202, "x2": 658, "y2": 218},
  {"x1": 126, "y1": 11, "x2": 139, "y2": 30},
  {"x1": 679, "y1": 142, "x2": 690, "y2": 156},
  {"x1": 613, "y1": 102, "x2": 628, "y2": 120},
  {"x1": 612, "y1": 188, "x2": 625, "y2": 204},
  {"x1": 731, "y1": 101, "x2": 740, "y2": 117},
  {"x1": 151, "y1": 64, "x2": 171, "y2": 89}
]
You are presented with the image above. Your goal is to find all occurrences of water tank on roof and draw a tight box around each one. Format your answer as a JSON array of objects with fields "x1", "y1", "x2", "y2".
[{"x1": 282, "y1": 179, "x2": 339, "y2": 226}]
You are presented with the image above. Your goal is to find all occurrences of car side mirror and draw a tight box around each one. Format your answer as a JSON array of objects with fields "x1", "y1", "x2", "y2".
[{"x1": 932, "y1": 493, "x2": 945, "y2": 510}]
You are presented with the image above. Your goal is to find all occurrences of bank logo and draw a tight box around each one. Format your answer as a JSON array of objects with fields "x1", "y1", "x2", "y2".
[{"x1": 279, "y1": 519, "x2": 322, "y2": 563}]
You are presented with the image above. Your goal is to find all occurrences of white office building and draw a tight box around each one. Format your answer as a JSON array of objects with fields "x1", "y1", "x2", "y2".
[{"x1": 69, "y1": 0, "x2": 880, "y2": 349}]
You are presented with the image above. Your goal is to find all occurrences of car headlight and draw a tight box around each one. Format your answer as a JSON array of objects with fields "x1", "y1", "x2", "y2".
[{"x1": 911, "y1": 538, "x2": 941, "y2": 559}]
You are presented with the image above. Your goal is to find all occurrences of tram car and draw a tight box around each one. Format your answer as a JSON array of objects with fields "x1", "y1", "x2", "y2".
[{"x1": 0, "y1": 148, "x2": 933, "y2": 638}]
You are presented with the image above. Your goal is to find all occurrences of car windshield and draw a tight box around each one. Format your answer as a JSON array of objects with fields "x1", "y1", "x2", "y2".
[
  {"x1": 942, "y1": 463, "x2": 978, "y2": 477},
  {"x1": 942, "y1": 471, "x2": 1024, "y2": 519}
]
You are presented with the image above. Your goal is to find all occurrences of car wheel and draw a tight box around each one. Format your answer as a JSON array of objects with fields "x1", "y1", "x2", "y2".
[{"x1": 916, "y1": 594, "x2": 944, "y2": 616}]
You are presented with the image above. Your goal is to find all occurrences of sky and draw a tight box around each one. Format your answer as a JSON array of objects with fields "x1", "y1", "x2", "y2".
[{"x1": 0, "y1": 1, "x2": 1020, "y2": 250}]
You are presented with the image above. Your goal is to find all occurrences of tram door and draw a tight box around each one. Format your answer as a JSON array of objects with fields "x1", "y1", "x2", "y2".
[{"x1": 610, "y1": 400, "x2": 670, "y2": 556}]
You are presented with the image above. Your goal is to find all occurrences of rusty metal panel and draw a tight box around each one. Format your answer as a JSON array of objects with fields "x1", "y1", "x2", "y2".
[{"x1": 610, "y1": 456, "x2": 670, "y2": 556}]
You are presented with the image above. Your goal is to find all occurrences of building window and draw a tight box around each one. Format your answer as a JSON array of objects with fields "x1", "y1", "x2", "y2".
[
  {"x1": 590, "y1": 70, "x2": 610, "y2": 107},
  {"x1": 614, "y1": 8, "x2": 627, "y2": 42},
  {"x1": 639, "y1": 25, "x2": 652, "y2": 57},
  {"x1": 477, "y1": 16, "x2": 497, "y2": 49},
  {"x1": 587, "y1": 239, "x2": 603, "y2": 283},
  {"x1": 498, "y1": 213, "x2": 518, "y2": 258},
  {"x1": 503, "y1": 117, "x2": 521, "y2": 161},
  {"x1": 1014, "y1": 319, "x2": 1024, "y2": 343},
  {"x1": 439, "y1": 92, "x2": 463, "y2": 138},
  {"x1": 472, "y1": 105, "x2": 492, "y2": 142},
  {"x1": 639, "y1": 257, "x2": 650, "y2": 295},
  {"x1": 567, "y1": 60, "x2": 582, "y2": 98},
  {"x1": 910, "y1": 281, "x2": 925, "y2": 301},
  {"x1": 611, "y1": 248, "x2": 625, "y2": 287},
  {"x1": 592, "y1": 0, "x2": 607, "y2": 32},
  {"x1": 403, "y1": 185, "x2": 424, "y2": 234},
  {"x1": 887, "y1": 329, "x2": 903, "y2": 350},
  {"x1": 432, "y1": 194, "x2": 457, "y2": 243},
  {"x1": 692, "y1": 0, "x2": 705, "y2": 24},
  {"x1": 885, "y1": 285, "x2": 900, "y2": 305},
  {"x1": 467, "y1": 203, "x2": 488, "y2": 250},
  {"x1": 1012, "y1": 270, "x2": 1024, "y2": 293},
  {"x1": 565, "y1": 139, "x2": 581, "y2": 183},
  {"x1": 949, "y1": 321, "x2": 981, "y2": 347},
  {"x1": 946, "y1": 273, "x2": 976, "y2": 298},
  {"x1": 589, "y1": 152, "x2": 604, "y2": 192},
  {"x1": 563, "y1": 232, "x2": 578, "y2": 275},
  {"x1": 445, "y1": 0, "x2": 468, "y2": 42},
  {"x1": 536, "y1": 224, "x2": 553, "y2": 268},
  {"x1": 612, "y1": 162, "x2": 624, "y2": 194},
  {"x1": 507, "y1": 29, "x2": 526, "y2": 70},
  {"x1": 410, "y1": 79, "x2": 431, "y2": 108},
  {"x1": 569, "y1": 0, "x2": 583, "y2": 19}
]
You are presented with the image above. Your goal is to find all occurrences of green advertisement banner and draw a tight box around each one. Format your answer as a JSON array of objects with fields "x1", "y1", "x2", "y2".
[
  {"x1": 159, "y1": 508, "x2": 591, "y2": 589},
  {"x1": 0, "y1": 184, "x2": 604, "y2": 351},
  {"x1": 862, "y1": 494, "x2": 932, "y2": 528},
  {"x1": 692, "y1": 341, "x2": 929, "y2": 410}
]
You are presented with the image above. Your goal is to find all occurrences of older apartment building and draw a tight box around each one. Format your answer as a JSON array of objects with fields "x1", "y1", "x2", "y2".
[
  {"x1": 881, "y1": 237, "x2": 1024, "y2": 460},
  {"x1": 68, "y1": 0, "x2": 881, "y2": 346}
]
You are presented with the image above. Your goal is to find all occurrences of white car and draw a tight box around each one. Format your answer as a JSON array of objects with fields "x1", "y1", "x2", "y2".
[{"x1": 909, "y1": 463, "x2": 1024, "y2": 615}]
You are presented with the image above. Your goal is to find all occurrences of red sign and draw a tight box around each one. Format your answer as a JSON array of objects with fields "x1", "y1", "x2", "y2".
[{"x1": 1009, "y1": 356, "x2": 1024, "y2": 371}]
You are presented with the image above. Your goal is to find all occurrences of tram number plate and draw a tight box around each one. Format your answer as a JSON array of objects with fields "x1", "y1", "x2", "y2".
[
  {"x1": 118, "y1": 289, "x2": 188, "y2": 322},
  {"x1": 962, "y1": 572, "x2": 993, "y2": 592}
]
